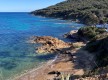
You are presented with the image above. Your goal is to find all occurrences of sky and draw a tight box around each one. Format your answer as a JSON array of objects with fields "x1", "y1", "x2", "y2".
[{"x1": 0, "y1": 0, "x2": 65, "y2": 12}]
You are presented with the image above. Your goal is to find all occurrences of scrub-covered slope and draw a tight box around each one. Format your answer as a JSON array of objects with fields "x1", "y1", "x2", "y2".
[{"x1": 31, "y1": 0, "x2": 108, "y2": 25}]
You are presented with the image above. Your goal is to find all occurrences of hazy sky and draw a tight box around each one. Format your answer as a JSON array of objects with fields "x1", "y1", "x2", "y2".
[{"x1": 0, "y1": 0, "x2": 65, "y2": 12}]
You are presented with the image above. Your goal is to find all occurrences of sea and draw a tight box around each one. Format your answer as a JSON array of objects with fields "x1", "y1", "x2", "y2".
[{"x1": 0, "y1": 12, "x2": 84, "y2": 80}]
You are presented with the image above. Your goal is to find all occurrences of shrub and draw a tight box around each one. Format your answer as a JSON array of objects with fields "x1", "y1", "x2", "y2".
[
  {"x1": 78, "y1": 26, "x2": 106, "y2": 40},
  {"x1": 86, "y1": 34, "x2": 108, "y2": 67}
]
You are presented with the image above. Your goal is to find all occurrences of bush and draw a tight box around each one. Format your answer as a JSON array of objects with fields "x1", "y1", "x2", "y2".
[
  {"x1": 78, "y1": 26, "x2": 106, "y2": 40},
  {"x1": 86, "y1": 34, "x2": 108, "y2": 67}
]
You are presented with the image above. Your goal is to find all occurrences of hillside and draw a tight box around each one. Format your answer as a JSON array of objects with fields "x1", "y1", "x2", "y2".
[
  {"x1": 31, "y1": 0, "x2": 108, "y2": 25},
  {"x1": 77, "y1": 26, "x2": 108, "y2": 67},
  {"x1": 65, "y1": 26, "x2": 108, "y2": 75},
  {"x1": 77, "y1": 26, "x2": 108, "y2": 75},
  {"x1": 86, "y1": 33, "x2": 108, "y2": 67}
]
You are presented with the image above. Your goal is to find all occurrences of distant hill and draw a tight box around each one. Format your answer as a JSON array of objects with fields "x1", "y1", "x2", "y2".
[{"x1": 31, "y1": 0, "x2": 108, "y2": 25}]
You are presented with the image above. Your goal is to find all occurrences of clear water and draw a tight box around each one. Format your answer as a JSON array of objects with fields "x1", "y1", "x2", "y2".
[{"x1": 0, "y1": 12, "x2": 84, "y2": 80}]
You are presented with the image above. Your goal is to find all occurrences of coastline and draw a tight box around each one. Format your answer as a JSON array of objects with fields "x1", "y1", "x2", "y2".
[
  {"x1": 13, "y1": 55, "x2": 64, "y2": 80},
  {"x1": 12, "y1": 59, "x2": 55, "y2": 80},
  {"x1": 13, "y1": 30, "x2": 94, "y2": 80},
  {"x1": 14, "y1": 47, "x2": 94, "y2": 80},
  {"x1": 2, "y1": 12, "x2": 108, "y2": 80},
  {"x1": 14, "y1": 25, "x2": 108, "y2": 80},
  {"x1": 31, "y1": 14, "x2": 80, "y2": 23},
  {"x1": 11, "y1": 28, "x2": 108, "y2": 80}
]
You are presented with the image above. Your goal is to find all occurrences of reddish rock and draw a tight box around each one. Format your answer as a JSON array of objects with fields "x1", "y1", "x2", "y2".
[{"x1": 33, "y1": 36, "x2": 72, "y2": 53}]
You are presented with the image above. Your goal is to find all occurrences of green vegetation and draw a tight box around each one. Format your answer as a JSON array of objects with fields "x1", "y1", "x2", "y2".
[
  {"x1": 77, "y1": 26, "x2": 106, "y2": 40},
  {"x1": 86, "y1": 34, "x2": 108, "y2": 67},
  {"x1": 77, "y1": 26, "x2": 108, "y2": 72},
  {"x1": 31, "y1": 0, "x2": 108, "y2": 25}
]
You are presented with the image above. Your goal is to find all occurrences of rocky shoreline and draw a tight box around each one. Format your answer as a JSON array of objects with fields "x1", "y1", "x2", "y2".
[
  {"x1": 32, "y1": 36, "x2": 72, "y2": 54},
  {"x1": 14, "y1": 27, "x2": 108, "y2": 80},
  {"x1": 14, "y1": 30, "x2": 97, "y2": 80}
]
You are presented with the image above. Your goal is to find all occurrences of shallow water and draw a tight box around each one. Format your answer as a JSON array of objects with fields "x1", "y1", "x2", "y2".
[{"x1": 0, "y1": 12, "x2": 84, "y2": 80}]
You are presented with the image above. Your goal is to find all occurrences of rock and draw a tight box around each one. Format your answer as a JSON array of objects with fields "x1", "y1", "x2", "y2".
[
  {"x1": 64, "y1": 30, "x2": 80, "y2": 41},
  {"x1": 33, "y1": 36, "x2": 72, "y2": 54},
  {"x1": 64, "y1": 30, "x2": 77, "y2": 38}
]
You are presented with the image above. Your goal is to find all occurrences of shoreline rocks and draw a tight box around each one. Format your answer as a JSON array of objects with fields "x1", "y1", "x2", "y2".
[
  {"x1": 64, "y1": 30, "x2": 83, "y2": 43},
  {"x1": 63, "y1": 30, "x2": 80, "y2": 41},
  {"x1": 32, "y1": 36, "x2": 72, "y2": 53},
  {"x1": 64, "y1": 30, "x2": 90, "y2": 43},
  {"x1": 15, "y1": 29, "x2": 97, "y2": 80}
]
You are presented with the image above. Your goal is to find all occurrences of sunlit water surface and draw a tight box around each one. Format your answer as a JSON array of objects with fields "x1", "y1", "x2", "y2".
[{"x1": 0, "y1": 12, "x2": 84, "y2": 80}]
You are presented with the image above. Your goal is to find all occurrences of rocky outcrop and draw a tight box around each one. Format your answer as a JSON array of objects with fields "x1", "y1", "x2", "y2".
[
  {"x1": 33, "y1": 36, "x2": 72, "y2": 53},
  {"x1": 64, "y1": 30, "x2": 80, "y2": 41},
  {"x1": 64, "y1": 30, "x2": 88, "y2": 42}
]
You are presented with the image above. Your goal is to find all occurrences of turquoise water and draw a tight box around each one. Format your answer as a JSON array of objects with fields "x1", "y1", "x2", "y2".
[{"x1": 0, "y1": 12, "x2": 84, "y2": 80}]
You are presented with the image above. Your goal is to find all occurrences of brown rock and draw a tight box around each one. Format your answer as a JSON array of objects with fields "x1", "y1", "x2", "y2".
[{"x1": 33, "y1": 36, "x2": 71, "y2": 53}]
